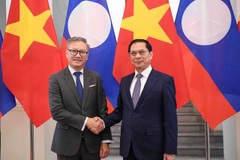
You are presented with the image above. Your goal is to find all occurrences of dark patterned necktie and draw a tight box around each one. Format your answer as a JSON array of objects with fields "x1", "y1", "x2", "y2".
[
  {"x1": 132, "y1": 74, "x2": 143, "y2": 108},
  {"x1": 74, "y1": 72, "x2": 83, "y2": 100}
]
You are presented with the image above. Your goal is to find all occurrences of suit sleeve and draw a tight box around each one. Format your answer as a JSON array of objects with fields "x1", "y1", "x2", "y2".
[
  {"x1": 49, "y1": 74, "x2": 86, "y2": 130},
  {"x1": 103, "y1": 80, "x2": 123, "y2": 128},
  {"x1": 96, "y1": 76, "x2": 112, "y2": 141},
  {"x1": 163, "y1": 77, "x2": 178, "y2": 154}
]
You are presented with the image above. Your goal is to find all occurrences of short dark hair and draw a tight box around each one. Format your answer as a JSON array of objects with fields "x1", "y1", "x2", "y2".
[
  {"x1": 128, "y1": 39, "x2": 152, "y2": 53},
  {"x1": 67, "y1": 37, "x2": 90, "y2": 50}
]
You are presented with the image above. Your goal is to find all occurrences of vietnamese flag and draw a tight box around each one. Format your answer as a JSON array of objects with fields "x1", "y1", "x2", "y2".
[
  {"x1": 1, "y1": 0, "x2": 62, "y2": 127},
  {"x1": 113, "y1": 0, "x2": 189, "y2": 108}
]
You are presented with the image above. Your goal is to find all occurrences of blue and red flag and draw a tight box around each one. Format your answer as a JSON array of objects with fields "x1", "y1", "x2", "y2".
[
  {"x1": 61, "y1": 0, "x2": 119, "y2": 112},
  {"x1": 0, "y1": 31, "x2": 16, "y2": 117},
  {"x1": 175, "y1": 0, "x2": 240, "y2": 129}
]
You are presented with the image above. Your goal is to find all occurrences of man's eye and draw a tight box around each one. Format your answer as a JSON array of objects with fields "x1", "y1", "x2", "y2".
[
  {"x1": 79, "y1": 50, "x2": 85, "y2": 54},
  {"x1": 72, "y1": 50, "x2": 78, "y2": 54},
  {"x1": 139, "y1": 50, "x2": 146, "y2": 54}
]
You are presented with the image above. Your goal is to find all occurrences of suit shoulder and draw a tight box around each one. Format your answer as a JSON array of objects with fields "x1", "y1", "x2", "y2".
[
  {"x1": 50, "y1": 68, "x2": 65, "y2": 78},
  {"x1": 84, "y1": 68, "x2": 100, "y2": 77},
  {"x1": 121, "y1": 73, "x2": 135, "y2": 81},
  {"x1": 154, "y1": 70, "x2": 174, "y2": 81},
  {"x1": 159, "y1": 72, "x2": 173, "y2": 79}
]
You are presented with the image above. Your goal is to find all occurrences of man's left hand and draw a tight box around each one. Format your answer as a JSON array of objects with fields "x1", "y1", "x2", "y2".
[
  {"x1": 163, "y1": 153, "x2": 175, "y2": 160},
  {"x1": 99, "y1": 143, "x2": 110, "y2": 158}
]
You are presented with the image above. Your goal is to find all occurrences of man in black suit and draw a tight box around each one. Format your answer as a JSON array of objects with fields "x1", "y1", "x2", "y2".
[
  {"x1": 48, "y1": 37, "x2": 112, "y2": 160},
  {"x1": 93, "y1": 39, "x2": 178, "y2": 160}
]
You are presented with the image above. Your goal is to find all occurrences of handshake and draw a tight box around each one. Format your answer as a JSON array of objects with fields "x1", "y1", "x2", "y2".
[{"x1": 86, "y1": 117, "x2": 105, "y2": 134}]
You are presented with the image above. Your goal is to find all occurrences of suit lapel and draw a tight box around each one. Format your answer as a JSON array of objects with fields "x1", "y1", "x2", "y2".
[
  {"x1": 63, "y1": 68, "x2": 82, "y2": 107},
  {"x1": 125, "y1": 73, "x2": 135, "y2": 110},
  {"x1": 82, "y1": 68, "x2": 90, "y2": 109},
  {"x1": 135, "y1": 69, "x2": 158, "y2": 110}
]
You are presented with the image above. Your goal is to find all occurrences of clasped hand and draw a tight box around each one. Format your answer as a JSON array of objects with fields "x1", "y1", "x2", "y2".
[{"x1": 86, "y1": 117, "x2": 104, "y2": 134}]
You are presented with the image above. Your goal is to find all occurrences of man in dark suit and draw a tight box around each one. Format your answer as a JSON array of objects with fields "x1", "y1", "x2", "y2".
[
  {"x1": 48, "y1": 37, "x2": 112, "y2": 160},
  {"x1": 94, "y1": 39, "x2": 178, "y2": 160}
]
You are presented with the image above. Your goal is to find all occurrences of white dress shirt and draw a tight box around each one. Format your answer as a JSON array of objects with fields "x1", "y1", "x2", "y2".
[
  {"x1": 68, "y1": 65, "x2": 86, "y2": 131},
  {"x1": 68, "y1": 66, "x2": 112, "y2": 143},
  {"x1": 130, "y1": 65, "x2": 152, "y2": 97},
  {"x1": 68, "y1": 65, "x2": 84, "y2": 88}
]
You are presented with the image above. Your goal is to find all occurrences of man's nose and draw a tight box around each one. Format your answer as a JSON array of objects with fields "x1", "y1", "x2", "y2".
[
  {"x1": 135, "y1": 53, "x2": 141, "y2": 58},
  {"x1": 75, "y1": 52, "x2": 82, "y2": 57}
]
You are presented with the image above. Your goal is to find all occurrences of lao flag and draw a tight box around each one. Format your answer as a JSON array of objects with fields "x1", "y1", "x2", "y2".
[
  {"x1": 0, "y1": 31, "x2": 16, "y2": 117},
  {"x1": 175, "y1": 0, "x2": 240, "y2": 129},
  {"x1": 61, "y1": 0, "x2": 119, "y2": 112}
]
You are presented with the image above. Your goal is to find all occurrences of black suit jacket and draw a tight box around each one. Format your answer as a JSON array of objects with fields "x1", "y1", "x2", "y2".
[
  {"x1": 49, "y1": 67, "x2": 112, "y2": 156},
  {"x1": 104, "y1": 69, "x2": 178, "y2": 160}
]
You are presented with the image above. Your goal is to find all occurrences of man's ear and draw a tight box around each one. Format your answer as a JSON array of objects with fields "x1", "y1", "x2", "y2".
[{"x1": 150, "y1": 51, "x2": 153, "y2": 59}]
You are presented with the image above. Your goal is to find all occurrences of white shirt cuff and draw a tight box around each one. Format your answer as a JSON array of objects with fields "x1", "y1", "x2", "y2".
[
  {"x1": 102, "y1": 140, "x2": 113, "y2": 143},
  {"x1": 81, "y1": 117, "x2": 88, "y2": 131}
]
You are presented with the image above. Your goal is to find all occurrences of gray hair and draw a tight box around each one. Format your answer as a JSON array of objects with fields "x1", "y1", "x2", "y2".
[{"x1": 67, "y1": 37, "x2": 90, "y2": 50}]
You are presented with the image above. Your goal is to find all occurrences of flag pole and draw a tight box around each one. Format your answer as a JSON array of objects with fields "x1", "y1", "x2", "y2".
[
  {"x1": 205, "y1": 121, "x2": 210, "y2": 160},
  {"x1": 30, "y1": 122, "x2": 34, "y2": 160}
]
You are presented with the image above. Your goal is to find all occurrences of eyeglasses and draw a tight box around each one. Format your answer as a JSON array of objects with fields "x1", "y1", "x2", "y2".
[
  {"x1": 68, "y1": 49, "x2": 88, "y2": 57},
  {"x1": 130, "y1": 50, "x2": 148, "y2": 56}
]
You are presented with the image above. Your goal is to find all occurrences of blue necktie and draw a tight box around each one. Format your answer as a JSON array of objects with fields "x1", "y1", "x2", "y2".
[
  {"x1": 132, "y1": 74, "x2": 143, "y2": 108},
  {"x1": 74, "y1": 72, "x2": 83, "y2": 101}
]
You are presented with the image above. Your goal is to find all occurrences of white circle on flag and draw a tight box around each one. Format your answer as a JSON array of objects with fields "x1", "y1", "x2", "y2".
[
  {"x1": 68, "y1": 1, "x2": 111, "y2": 48},
  {"x1": 181, "y1": 0, "x2": 231, "y2": 45}
]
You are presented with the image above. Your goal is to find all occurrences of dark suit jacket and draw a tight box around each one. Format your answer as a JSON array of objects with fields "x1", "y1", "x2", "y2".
[
  {"x1": 104, "y1": 69, "x2": 177, "y2": 160},
  {"x1": 49, "y1": 67, "x2": 112, "y2": 156}
]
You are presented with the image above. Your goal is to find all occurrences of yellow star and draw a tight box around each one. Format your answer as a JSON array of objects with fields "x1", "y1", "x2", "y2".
[
  {"x1": 5, "y1": 0, "x2": 56, "y2": 60},
  {"x1": 121, "y1": 0, "x2": 172, "y2": 44}
]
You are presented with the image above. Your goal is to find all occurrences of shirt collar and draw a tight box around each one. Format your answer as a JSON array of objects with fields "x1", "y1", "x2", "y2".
[
  {"x1": 68, "y1": 65, "x2": 84, "y2": 75},
  {"x1": 134, "y1": 65, "x2": 152, "y2": 78}
]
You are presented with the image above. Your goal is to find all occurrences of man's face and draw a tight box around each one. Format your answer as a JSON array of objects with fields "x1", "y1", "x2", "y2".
[
  {"x1": 129, "y1": 42, "x2": 152, "y2": 72},
  {"x1": 66, "y1": 41, "x2": 89, "y2": 71}
]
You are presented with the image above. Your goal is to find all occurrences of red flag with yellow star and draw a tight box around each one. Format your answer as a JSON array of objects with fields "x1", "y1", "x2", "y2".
[
  {"x1": 113, "y1": 0, "x2": 189, "y2": 108},
  {"x1": 1, "y1": 0, "x2": 62, "y2": 127}
]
